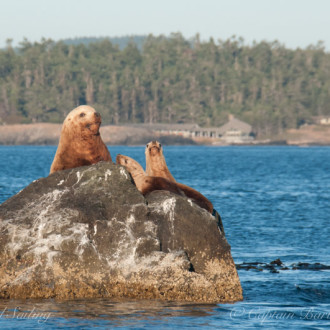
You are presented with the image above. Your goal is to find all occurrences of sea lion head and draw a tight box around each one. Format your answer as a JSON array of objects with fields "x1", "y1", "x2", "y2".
[
  {"x1": 116, "y1": 154, "x2": 144, "y2": 177},
  {"x1": 145, "y1": 140, "x2": 162, "y2": 157},
  {"x1": 64, "y1": 105, "x2": 102, "y2": 138}
]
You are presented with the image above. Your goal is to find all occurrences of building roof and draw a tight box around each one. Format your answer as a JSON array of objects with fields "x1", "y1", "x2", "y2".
[{"x1": 218, "y1": 117, "x2": 252, "y2": 134}]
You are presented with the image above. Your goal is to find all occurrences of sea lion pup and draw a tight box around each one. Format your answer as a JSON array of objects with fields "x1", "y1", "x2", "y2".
[
  {"x1": 50, "y1": 105, "x2": 112, "y2": 174},
  {"x1": 145, "y1": 140, "x2": 213, "y2": 213},
  {"x1": 145, "y1": 141, "x2": 176, "y2": 181},
  {"x1": 116, "y1": 154, "x2": 184, "y2": 197}
]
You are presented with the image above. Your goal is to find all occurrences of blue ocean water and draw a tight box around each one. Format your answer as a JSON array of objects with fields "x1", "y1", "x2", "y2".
[{"x1": 0, "y1": 145, "x2": 329, "y2": 329}]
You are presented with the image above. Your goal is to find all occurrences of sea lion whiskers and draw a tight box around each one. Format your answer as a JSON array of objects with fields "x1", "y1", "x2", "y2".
[{"x1": 147, "y1": 141, "x2": 162, "y2": 156}]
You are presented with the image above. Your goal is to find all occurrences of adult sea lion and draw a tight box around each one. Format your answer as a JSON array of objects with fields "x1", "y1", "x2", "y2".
[
  {"x1": 50, "y1": 105, "x2": 112, "y2": 174},
  {"x1": 145, "y1": 140, "x2": 213, "y2": 213},
  {"x1": 116, "y1": 154, "x2": 184, "y2": 197},
  {"x1": 145, "y1": 141, "x2": 176, "y2": 181}
]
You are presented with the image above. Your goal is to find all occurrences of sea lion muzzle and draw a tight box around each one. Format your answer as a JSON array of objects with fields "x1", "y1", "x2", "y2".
[{"x1": 149, "y1": 146, "x2": 160, "y2": 156}]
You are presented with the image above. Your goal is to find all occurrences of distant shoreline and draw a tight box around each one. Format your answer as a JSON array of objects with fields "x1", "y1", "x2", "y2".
[{"x1": 0, "y1": 123, "x2": 330, "y2": 146}]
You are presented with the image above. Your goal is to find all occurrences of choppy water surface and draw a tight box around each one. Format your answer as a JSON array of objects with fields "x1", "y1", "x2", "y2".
[{"x1": 0, "y1": 146, "x2": 329, "y2": 329}]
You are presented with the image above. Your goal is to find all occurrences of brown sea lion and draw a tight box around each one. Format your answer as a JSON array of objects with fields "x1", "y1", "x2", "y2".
[
  {"x1": 116, "y1": 154, "x2": 184, "y2": 197},
  {"x1": 145, "y1": 141, "x2": 176, "y2": 181},
  {"x1": 50, "y1": 105, "x2": 112, "y2": 174},
  {"x1": 176, "y1": 182, "x2": 213, "y2": 213},
  {"x1": 145, "y1": 140, "x2": 213, "y2": 213}
]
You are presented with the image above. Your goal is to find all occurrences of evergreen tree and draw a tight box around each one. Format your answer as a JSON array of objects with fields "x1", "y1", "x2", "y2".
[{"x1": 0, "y1": 34, "x2": 329, "y2": 137}]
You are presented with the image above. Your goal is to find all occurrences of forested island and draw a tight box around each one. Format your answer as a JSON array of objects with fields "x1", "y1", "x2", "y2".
[{"x1": 0, "y1": 33, "x2": 329, "y2": 139}]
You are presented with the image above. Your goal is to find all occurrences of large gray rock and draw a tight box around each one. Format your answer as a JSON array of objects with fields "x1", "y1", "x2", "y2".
[{"x1": 0, "y1": 162, "x2": 242, "y2": 303}]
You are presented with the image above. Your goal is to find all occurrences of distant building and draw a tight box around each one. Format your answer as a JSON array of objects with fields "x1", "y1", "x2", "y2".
[
  {"x1": 217, "y1": 114, "x2": 253, "y2": 143},
  {"x1": 126, "y1": 114, "x2": 254, "y2": 143},
  {"x1": 320, "y1": 117, "x2": 330, "y2": 125},
  {"x1": 313, "y1": 116, "x2": 330, "y2": 125}
]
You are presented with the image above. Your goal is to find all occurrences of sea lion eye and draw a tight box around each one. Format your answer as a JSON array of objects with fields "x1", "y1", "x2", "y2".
[
  {"x1": 80, "y1": 113, "x2": 85, "y2": 117},
  {"x1": 146, "y1": 144, "x2": 149, "y2": 148},
  {"x1": 159, "y1": 143, "x2": 162, "y2": 148}
]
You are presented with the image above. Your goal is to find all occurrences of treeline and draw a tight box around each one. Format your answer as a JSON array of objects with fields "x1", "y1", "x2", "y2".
[{"x1": 0, "y1": 34, "x2": 329, "y2": 137}]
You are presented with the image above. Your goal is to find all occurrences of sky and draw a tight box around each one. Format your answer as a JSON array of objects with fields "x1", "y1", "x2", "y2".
[{"x1": 1, "y1": 0, "x2": 329, "y2": 50}]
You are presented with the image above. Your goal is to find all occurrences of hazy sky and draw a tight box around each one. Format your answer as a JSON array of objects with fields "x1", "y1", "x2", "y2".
[{"x1": 1, "y1": 0, "x2": 329, "y2": 50}]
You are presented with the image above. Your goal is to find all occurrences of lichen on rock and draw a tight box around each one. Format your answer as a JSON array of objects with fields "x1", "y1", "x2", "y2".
[{"x1": 0, "y1": 162, "x2": 242, "y2": 303}]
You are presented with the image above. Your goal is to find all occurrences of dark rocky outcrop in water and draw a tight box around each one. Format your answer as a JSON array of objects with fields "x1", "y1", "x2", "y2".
[
  {"x1": 236, "y1": 259, "x2": 330, "y2": 273},
  {"x1": 0, "y1": 162, "x2": 242, "y2": 303}
]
